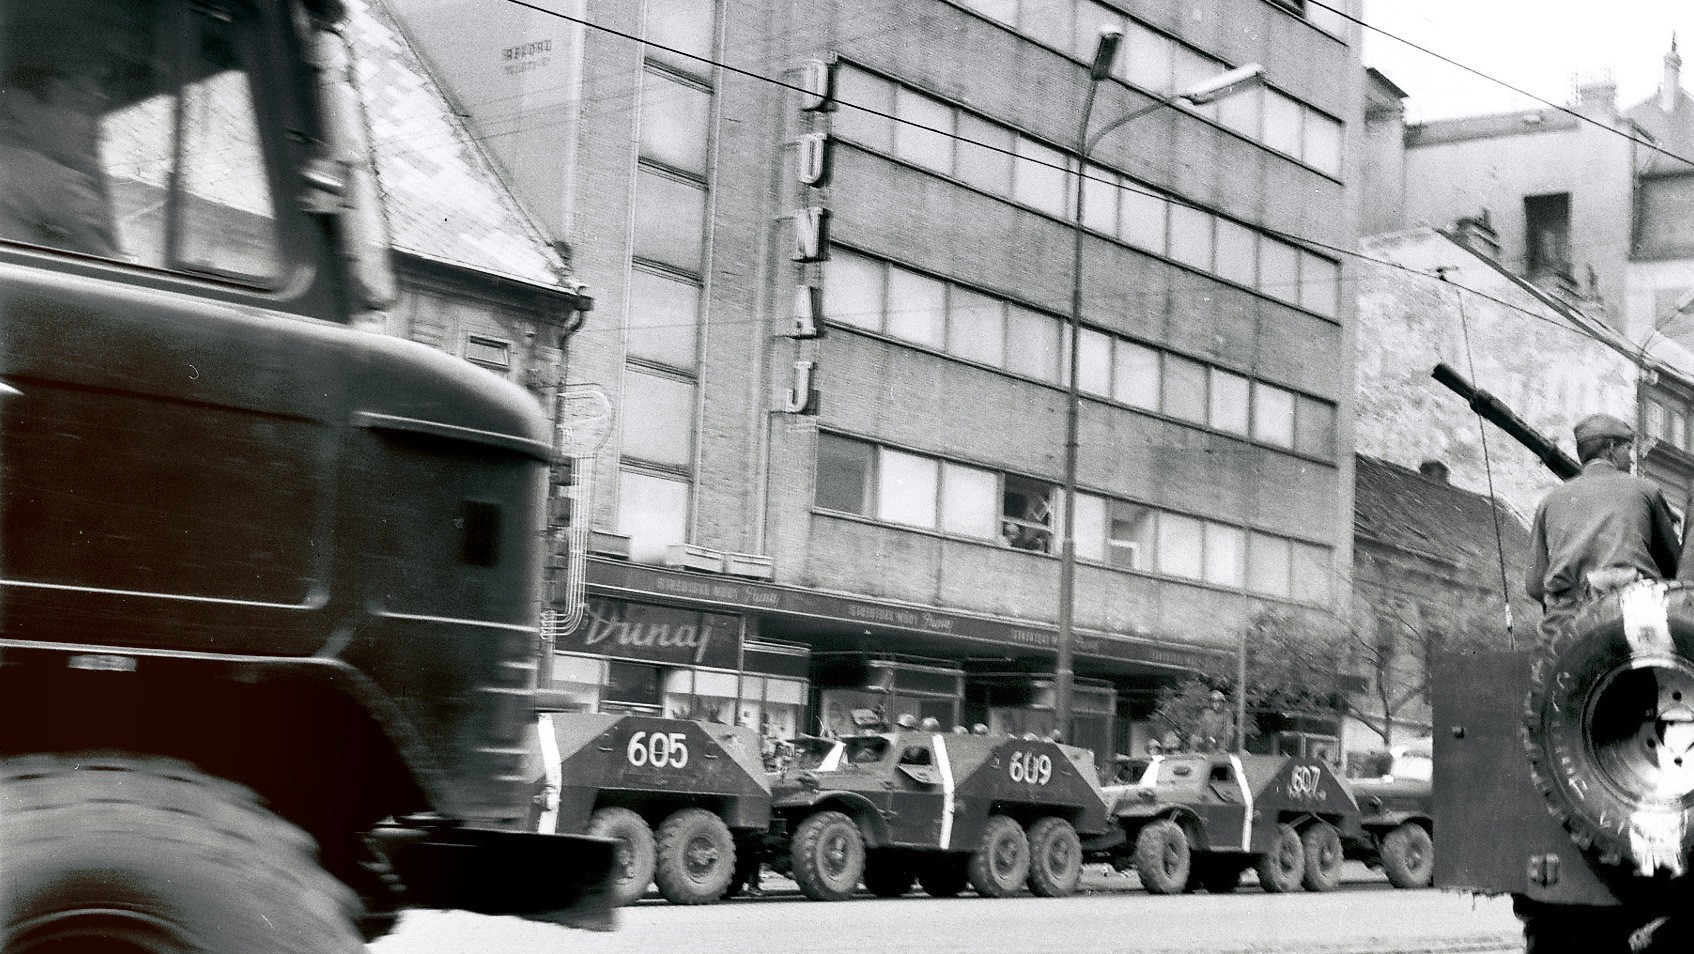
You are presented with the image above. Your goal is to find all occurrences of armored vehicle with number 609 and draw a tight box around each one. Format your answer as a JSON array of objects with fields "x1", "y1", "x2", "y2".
[
  {"x1": 764, "y1": 732, "x2": 1111, "y2": 901},
  {"x1": 531, "y1": 712, "x2": 772, "y2": 906},
  {"x1": 1101, "y1": 753, "x2": 1361, "y2": 895}
]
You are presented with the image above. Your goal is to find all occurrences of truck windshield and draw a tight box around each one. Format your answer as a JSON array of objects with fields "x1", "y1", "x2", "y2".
[{"x1": 0, "y1": 0, "x2": 283, "y2": 281}]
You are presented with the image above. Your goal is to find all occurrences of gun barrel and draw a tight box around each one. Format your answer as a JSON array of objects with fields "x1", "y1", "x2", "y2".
[{"x1": 1431, "y1": 363, "x2": 1581, "y2": 480}]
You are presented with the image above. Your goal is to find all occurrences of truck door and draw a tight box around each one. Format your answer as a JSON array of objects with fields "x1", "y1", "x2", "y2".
[
  {"x1": 0, "y1": 0, "x2": 346, "y2": 655},
  {"x1": 890, "y1": 736, "x2": 944, "y2": 846}
]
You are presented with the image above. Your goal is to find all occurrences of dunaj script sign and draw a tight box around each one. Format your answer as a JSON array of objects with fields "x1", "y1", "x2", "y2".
[{"x1": 561, "y1": 598, "x2": 743, "y2": 670}]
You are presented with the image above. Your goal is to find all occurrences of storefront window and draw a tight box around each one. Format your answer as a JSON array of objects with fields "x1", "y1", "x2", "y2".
[
  {"x1": 738, "y1": 676, "x2": 805, "y2": 743},
  {"x1": 603, "y1": 660, "x2": 662, "y2": 713},
  {"x1": 552, "y1": 654, "x2": 603, "y2": 711},
  {"x1": 663, "y1": 669, "x2": 736, "y2": 725}
]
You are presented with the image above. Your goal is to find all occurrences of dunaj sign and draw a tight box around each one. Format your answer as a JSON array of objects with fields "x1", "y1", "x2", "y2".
[{"x1": 559, "y1": 598, "x2": 743, "y2": 670}]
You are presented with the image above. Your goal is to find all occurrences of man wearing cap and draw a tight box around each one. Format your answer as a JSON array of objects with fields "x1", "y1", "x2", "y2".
[{"x1": 1526, "y1": 413, "x2": 1681, "y2": 640}]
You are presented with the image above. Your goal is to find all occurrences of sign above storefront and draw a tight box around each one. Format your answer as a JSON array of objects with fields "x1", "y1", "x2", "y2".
[
  {"x1": 560, "y1": 598, "x2": 743, "y2": 670},
  {"x1": 586, "y1": 560, "x2": 1224, "y2": 674}
]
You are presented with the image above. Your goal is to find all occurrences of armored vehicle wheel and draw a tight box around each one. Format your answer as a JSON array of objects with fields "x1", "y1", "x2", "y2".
[
  {"x1": 863, "y1": 850, "x2": 916, "y2": 897},
  {"x1": 1133, "y1": 819, "x2": 1191, "y2": 895},
  {"x1": 1379, "y1": 823, "x2": 1434, "y2": 889},
  {"x1": 0, "y1": 754, "x2": 362, "y2": 954},
  {"x1": 1191, "y1": 859, "x2": 1243, "y2": 894},
  {"x1": 1255, "y1": 823, "x2": 1305, "y2": 893},
  {"x1": 587, "y1": 806, "x2": 657, "y2": 907},
  {"x1": 791, "y1": 811, "x2": 865, "y2": 901},
  {"x1": 1300, "y1": 821, "x2": 1344, "y2": 892},
  {"x1": 969, "y1": 814, "x2": 1031, "y2": 898},
  {"x1": 917, "y1": 856, "x2": 970, "y2": 898},
  {"x1": 654, "y1": 808, "x2": 737, "y2": 905},
  {"x1": 1025, "y1": 817, "x2": 1083, "y2": 897}
]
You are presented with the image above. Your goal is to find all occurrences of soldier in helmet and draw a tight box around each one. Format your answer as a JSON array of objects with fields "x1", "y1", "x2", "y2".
[{"x1": 1526, "y1": 413, "x2": 1681, "y2": 641}]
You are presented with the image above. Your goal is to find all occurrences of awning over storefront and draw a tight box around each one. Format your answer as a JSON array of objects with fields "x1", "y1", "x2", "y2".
[{"x1": 584, "y1": 558, "x2": 1225, "y2": 676}]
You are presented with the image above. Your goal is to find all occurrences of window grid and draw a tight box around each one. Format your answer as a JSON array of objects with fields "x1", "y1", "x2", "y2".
[
  {"x1": 832, "y1": 65, "x2": 1342, "y2": 320},
  {"x1": 822, "y1": 249, "x2": 1338, "y2": 460},
  {"x1": 813, "y1": 434, "x2": 1333, "y2": 604},
  {"x1": 946, "y1": 1, "x2": 1348, "y2": 168}
]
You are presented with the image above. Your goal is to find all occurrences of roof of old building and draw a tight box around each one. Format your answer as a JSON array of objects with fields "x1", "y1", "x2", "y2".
[
  {"x1": 1626, "y1": 88, "x2": 1694, "y2": 177},
  {"x1": 1354, "y1": 454, "x2": 1531, "y2": 573},
  {"x1": 347, "y1": 0, "x2": 566, "y2": 292},
  {"x1": 1404, "y1": 108, "x2": 1579, "y2": 148}
]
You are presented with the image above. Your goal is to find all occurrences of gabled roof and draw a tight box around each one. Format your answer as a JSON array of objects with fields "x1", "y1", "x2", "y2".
[
  {"x1": 346, "y1": 0, "x2": 567, "y2": 292},
  {"x1": 1405, "y1": 109, "x2": 1578, "y2": 148},
  {"x1": 1625, "y1": 88, "x2": 1694, "y2": 177},
  {"x1": 1353, "y1": 455, "x2": 1530, "y2": 575}
]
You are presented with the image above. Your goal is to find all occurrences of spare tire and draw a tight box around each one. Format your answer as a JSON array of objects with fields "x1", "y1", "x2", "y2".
[{"x1": 1525, "y1": 582, "x2": 1694, "y2": 876}]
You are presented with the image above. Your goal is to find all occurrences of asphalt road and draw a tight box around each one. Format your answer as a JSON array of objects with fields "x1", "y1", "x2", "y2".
[{"x1": 371, "y1": 865, "x2": 1523, "y2": 954}]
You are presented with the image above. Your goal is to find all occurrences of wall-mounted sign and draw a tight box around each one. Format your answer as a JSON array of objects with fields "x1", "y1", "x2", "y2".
[
  {"x1": 798, "y1": 132, "x2": 830, "y2": 186},
  {"x1": 791, "y1": 207, "x2": 830, "y2": 262},
  {"x1": 561, "y1": 598, "x2": 743, "y2": 670},
  {"x1": 784, "y1": 360, "x2": 819, "y2": 415},
  {"x1": 798, "y1": 58, "x2": 832, "y2": 111},
  {"x1": 785, "y1": 284, "x2": 822, "y2": 338}
]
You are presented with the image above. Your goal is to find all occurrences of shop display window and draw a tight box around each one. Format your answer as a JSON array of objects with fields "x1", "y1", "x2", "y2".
[
  {"x1": 551, "y1": 654, "x2": 603, "y2": 712},
  {"x1": 738, "y1": 676, "x2": 804, "y2": 743},
  {"x1": 602, "y1": 660, "x2": 662, "y2": 714},
  {"x1": 662, "y1": 669, "x2": 736, "y2": 725}
]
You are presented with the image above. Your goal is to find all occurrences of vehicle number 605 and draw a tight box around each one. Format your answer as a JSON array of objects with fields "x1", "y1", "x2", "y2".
[
  {"x1": 627, "y1": 731, "x2": 690, "y2": 769},
  {"x1": 1008, "y1": 751, "x2": 1053, "y2": 785}
]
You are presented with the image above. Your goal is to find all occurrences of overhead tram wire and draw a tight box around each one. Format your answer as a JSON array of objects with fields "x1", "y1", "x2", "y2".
[
  {"x1": 489, "y1": 0, "x2": 1677, "y2": 364},
  {"x1": 1304, "y1": 0, "x2": 1694, "y2": 173}
]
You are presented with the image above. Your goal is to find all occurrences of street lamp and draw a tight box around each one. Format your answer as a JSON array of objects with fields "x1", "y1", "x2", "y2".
[{"x1": 1053, "y1": 31, "x2": 1266, "y2": 738}]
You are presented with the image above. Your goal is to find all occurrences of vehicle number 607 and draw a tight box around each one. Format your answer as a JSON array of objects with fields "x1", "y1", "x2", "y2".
[
  {"x1": 1009, "y1": 751, "x2": 1053, "y2": 785},
  {"x1": 627, "y1": 731, "x2": 690, "y2": 769}
]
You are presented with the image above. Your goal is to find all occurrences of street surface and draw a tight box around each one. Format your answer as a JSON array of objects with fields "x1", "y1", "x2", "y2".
[{"x1": 372, "y1": 865, "x2": 1522, "y2": 954}]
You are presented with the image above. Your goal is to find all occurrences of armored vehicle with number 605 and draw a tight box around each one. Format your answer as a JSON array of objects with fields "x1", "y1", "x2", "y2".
[
  {"x1": 531, "y1": 712, "x2": 772, "y2": 906},
  {"x1": 1101, "y1": 753, "x2": 1361, "y2": 895},
  {"x1": 763, "y1": 732, "x2": 1111, "y2": 901}
]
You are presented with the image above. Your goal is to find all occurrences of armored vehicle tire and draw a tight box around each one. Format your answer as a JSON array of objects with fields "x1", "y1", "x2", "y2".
[
  {"x1": 790, "y1": 811, "x2": 865, "y2": 902},
  {"x1": 1255, "y1": 823, "x2": 1305, "y2": 893},
  {"x1": 1025, "y1": 817, "x2": 1083, "y2": 897},
  {"x1": 1132, "y1": 819, "x2": 1191, "y2": 895},
  {"x1": 654, "y1": 808, "x2": 737, "y2": 905},
  {"x1": 863, "y1": 850, "x2": 916, "y2": 897},
  {"x1": 1380, "y1": 824, "x2": 1434, "y2": 889},
  {"x1": 1524, "y1": 585, "x2": 1694, "y2": 875},
  {"x1": 587, "y1": 807, "x2": 658, "y2": 907},
  {"x1": 969, "y1": 814, "x2": 1032, "y2": 898},
  {"x1": 1299, "y1": 822, "x2": 1344, "y2": 892},
  {"x1": 917, "y1": 856, "x2": 970, "y2": 898},
  {"x1": 0, "y1": 753, "x2": 362, "y2": 954},
  {"x1": 1191, "y1": 859, "x2": 1243, "y2": 894}
]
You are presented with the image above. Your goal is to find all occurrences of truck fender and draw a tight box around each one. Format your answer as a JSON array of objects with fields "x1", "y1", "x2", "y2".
[{"x1": 786, "y1": 793, "x2": 890, "y2": 849}]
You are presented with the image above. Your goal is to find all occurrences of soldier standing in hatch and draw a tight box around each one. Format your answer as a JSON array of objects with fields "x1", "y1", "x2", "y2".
[
  {"x1": 1193, "y1": 689, "x2": 1236, "y2": 754},
  {"x1": 1526, "y1": 413, "x2": 1681, "y2": 641}
]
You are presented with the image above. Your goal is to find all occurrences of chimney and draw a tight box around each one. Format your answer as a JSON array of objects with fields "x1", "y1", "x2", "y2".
[
  {"x1": 1572, "y1": 73, "x2": 1617, "y2": 119},
  {"x1": 1664, "y1": 35, "x2": 1683, "y2": 113},
  {"x1": 1418, "y1": 460, "x2": 1450, "y2": 483},
  {"x1": 1452, "y1": 210, "x2": 1500, "y2": 260}
]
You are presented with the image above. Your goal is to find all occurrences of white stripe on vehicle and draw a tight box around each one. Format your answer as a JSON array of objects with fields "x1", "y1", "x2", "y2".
[
  {"x1": 934, "y1": 734, "x2": 956, "y2": 849},
  {"x1": 1621, "y1": 582, "x2": 1673, "y2": 654},
  {"x1": 1141, "y1": 755, "x2": 1162, "y2": 787},
  {"x1": 1231, "y1": 754, "x2": 1253, "y2": 851},
  {"x1": 538, "y1": 713, "x2": 561, "y2": 834}
]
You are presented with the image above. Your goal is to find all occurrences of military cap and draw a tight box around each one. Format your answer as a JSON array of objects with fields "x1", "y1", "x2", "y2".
[{"x1": 1573, "y1": 413, "x2": 1633, "y2": 445}]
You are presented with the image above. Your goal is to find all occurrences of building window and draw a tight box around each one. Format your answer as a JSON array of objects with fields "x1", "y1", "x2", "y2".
[
  {"x1": 552, "y1": 654, "x2": 604, "y2": 711},
  {"x1": 1163, "y1": 354, "x2": 1208, "y2": 424},
  {"x1": 632, "y1": 169, "x2": 706, "y2": 273},
  {"x1": 1006, "y1": 304, "x2": 1062, "y2": 383},
  {"x1": 816, "y1": 433, "x2": 873, "y2": 515},
  {"x1": 1108, "y1": 501, "x2": 1156, "y2": 570},
  {"x1": 604, "y1": 660, "x2": 663, "y2": 712},
  {"x1": 877, "y1": 448, "x2": 940, "y2": 529},
  {"x1": 824, "y1": 251, "x2": 884, "y2": 333},
  {"x1": 1074, "y1": 492, "x2": 1108, "y2": 561},
  {"x1": 1121, "y1": 188, "x2": 1167, "y2": 255},
  {"x1": 643, "y1": 0, "x2": 716, "y2": 80},
  {"x1": 1639, "y1": 176, "x2": 1694, "y2": 258},
  {"x1": 941, "y1": 462, "x2": 1000, "y2": 540},
  {"x1": 1078, "y1": 328, "x2": 1113, "y2": 396},
  {"x1": 1001, "y1": 475, "x2": 1056, "y2": 552},
  {"x1": 1295, "y1": 396, "x2": 1337, "y2": 458},
  {"x1": 948, "y1": 286, "x2": 1007, "y2": 368},
  {"x1": 1013, "y1": 137, "x2": 1070, "y2": 218},
  {"x1": 1290, "y1": 541, "x2": 1332, "y2": 604},
  {"x1": 1209, "y1": 369, "x2": 1251, "y2": 436},
  {"x1": 1113, "y1": 339, "x2": 1160, "y2": 410},
  {"x1": 886, "y1": 268, "x2": 947, "y2": 349},
  {"x1": 1157, "y1": 513, "x2": 1205, "y2": 579},
  {"x1": 639, "y1": 71, "x2": 712, "y2": 175},
  {"x1": 738, "y1": 675, "x2": 806, "y2": 742},
  {"x1": 1247, "y1": 532, "x2": 1292, "y2": 597},
  {"x1": 1524, "y1": 192, "x2": 1572, "y2": 277},
  {"x1": 463, "y1": 334, "x2": 511, "y2": 371},
  {"x1": 894, "y1": 86, "x2": 955, "y2": 175},
  {"x1": 664, "y1": 669, "x2": 738, "y2": 725},
  {"x1": 1253, "y1": 383, "x2": 1296, "y2": 448},
  {"x1": 1203, "y1": 523, "x2": 1246, "y2": 587},
  {"x1": 617, "y1": 469, "x2": 689, "y2": 563},
  {"x1": 956, "y1": 112, "x2": 1015, "y2": 194},
  {"x1": 621, "y1": 369, "x2": 695, "y2": 468},
  {"x1": 627, "y1": 269, "x2": 701, "y2": 370}
]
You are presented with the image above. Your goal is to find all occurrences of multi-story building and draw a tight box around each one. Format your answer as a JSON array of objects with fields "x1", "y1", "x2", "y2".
[{"x1": 389, "y1": 0, "x2": 1365, "y2": 759}]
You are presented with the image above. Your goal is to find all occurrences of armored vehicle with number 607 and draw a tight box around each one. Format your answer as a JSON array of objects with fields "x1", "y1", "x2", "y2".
[
  {"x1": 1101, "y1": 753, "x2": 1361, "y2": 895},
  {"x1": 763, "y1": 732, "x2": 1111, "y2": 901},
  {"x1": 531, "y1": 712, "x2": 772, "y2": 907}
]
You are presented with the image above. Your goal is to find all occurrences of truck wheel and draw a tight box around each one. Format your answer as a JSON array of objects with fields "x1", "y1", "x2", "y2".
[
  {"x1": 917, "y1": 856, "x2": 970, "y2": 898},
  {"x1": 1255, "y1": 822, "x2": 1305, "y2": 893},
  {"x1": 0, "y1": 753, "x2": 362, "y2": 954},
  {"x1": 1132, "y1": 819, "x2": 1191, "y2": 895},
  {"x1": 1300, "y1": 821, "x2": 1344, "y2": 892},
  {"x1": 968, "y1": 814, "x2": 1031, "y2": 898},
  {"x1": 1025, "y1": 817, "x2": 1083, "y2": 898},
  {"x1": 587, "y1": 807, "x2": 657, "y2": 907},
  {"x1": 654, "y1": 808, "x2": 736, "y2": 905},
  {"x1": 790, "y1": 811, "x2": 865, "y2": 901},
  {"x1": 1192, "y1": 859, "x2": 1243, "y2": 894},
  {"x1": 862, "y1": 850, "x2": 915, "y2": 897},
  {"x1": 1380, "y1": 823, "x2": 1434, "y2": 889}
]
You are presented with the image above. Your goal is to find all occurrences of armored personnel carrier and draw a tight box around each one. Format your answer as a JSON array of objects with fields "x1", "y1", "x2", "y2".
[
  {"x1": 1342, "y1": 737, "x2": 1434, "y2": 888},
  {"x1": 1103, "y1": 753, "x2": 1360, "y2": 894},
  {"x1": 765, "y1": 731, "x2": 1112, "y2": 900},
  {"x1": 532, "y1": 712, "x2": 772, "y2": 906}
]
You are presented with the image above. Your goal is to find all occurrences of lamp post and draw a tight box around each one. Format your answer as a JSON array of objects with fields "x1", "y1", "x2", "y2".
[{"x1": 1053, "y1": 31, "x2": 1266, "y2": 738}]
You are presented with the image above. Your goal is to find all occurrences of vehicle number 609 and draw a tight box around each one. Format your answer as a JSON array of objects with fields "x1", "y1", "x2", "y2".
[
  {"x1": 1009, "y1": 751, "x2": 1053, "y2": 785},
  {"x1": 627, "y1": 731, "x2": 690, "y2": 769}
]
